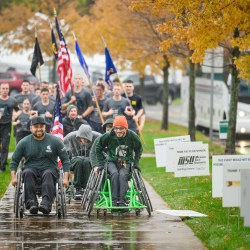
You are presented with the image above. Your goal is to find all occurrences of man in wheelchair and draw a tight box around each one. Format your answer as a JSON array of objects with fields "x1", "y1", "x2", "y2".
[
  {"x1": 10, "y1": 116, "x2": 71, "y2": 215},
  {"x1": 64, "y1": 124, "x2": 101, "y2": 198},
  {"x1": 93, "y1": 115, "x2": 142, "y2": 207}
]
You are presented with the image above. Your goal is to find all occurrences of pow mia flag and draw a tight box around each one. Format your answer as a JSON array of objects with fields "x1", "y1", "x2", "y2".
[{"x1": 30, "y1": 37, "x2": 44, "y2": 77}]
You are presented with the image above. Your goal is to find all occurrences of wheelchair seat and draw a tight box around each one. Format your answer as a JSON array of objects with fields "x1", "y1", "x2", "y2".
[
  {"x1": 14, "y1": 168, "x2": 67, "y2": 218},
  {"x1": 81, "y1": 166, "x2": 153, "y2": 217}
]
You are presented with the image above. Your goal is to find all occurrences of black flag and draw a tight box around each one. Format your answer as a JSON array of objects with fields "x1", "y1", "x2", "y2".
[{"x1": 30, "y1": 37, "x2": 44, "y2": 76}]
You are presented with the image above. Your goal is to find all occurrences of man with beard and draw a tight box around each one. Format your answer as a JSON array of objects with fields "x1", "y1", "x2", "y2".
[
  {"x1": 93, "y1": 115, "x2": 142, "y2": 207},
  {"x1": 10, "y1": 116, "x2": 70, "y2": 215}
]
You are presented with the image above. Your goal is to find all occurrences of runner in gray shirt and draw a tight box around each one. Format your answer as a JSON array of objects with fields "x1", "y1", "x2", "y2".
[
  {"x1": 102, "y1": 84, "x2": 134, "y2": 120},
  {"x1": 88, "y1": 83, "x2": 107, "y2": 134},
  {"x1": 0, "y1": 83, "x2": 20, "y2": 172},
  {"x1": 62, "y1": 74, "x2": 93, "y2": 119},
  {"x1": 32, "y1": 88, "x2": 55, "y2": 133}
]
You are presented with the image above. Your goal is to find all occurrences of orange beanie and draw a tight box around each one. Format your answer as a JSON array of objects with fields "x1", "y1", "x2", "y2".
[{"x1": 113, "y1": 115, "x2": 128, "y2": 129}]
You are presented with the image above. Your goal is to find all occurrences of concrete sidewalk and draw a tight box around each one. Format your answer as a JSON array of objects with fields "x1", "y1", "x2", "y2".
[{"x1": 0, "y1": 169, "x2": 207, "y2": 249}]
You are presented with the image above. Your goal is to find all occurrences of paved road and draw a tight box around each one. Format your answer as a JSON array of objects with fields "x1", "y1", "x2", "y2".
[
  {"x1": 146, "y1": 103, "x2": 250, "y2": 154},
  {"x1": 0, "y1": 179, "x2": 207, "y2": 249},
  {"x1": 145, "y1": 103, "x2": 187, "y2": 127}
]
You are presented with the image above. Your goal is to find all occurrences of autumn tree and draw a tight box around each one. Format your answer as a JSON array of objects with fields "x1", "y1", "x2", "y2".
[
  {"x1": 131, "y1": 0, "x2": 250, "y2": 153},
  {"x1": 0, "y1": 1, "x2": 85, "y2": 82},
  {"x1": 71, "y1": 0, "x2": 184, "y2": 130}
]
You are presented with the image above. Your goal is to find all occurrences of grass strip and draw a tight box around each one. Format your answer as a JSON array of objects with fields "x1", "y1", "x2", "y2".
[{"x1": 140, "y1": 119, "x2": 250, "y2": 249}]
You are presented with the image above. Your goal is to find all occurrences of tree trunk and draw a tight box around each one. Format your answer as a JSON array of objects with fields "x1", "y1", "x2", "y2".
[
  {"x1": 225, "y1": 28, "x2": 240, "y2": 154},
  {"x1": 188, "y1": 59, "x2": 196, "y2": 141},
  {"x1": 139, "y1": 75, "x2": 145, "y2": 102},
  {"x1": 161, "y1": 55, "x2": 170, "y2": 130}
]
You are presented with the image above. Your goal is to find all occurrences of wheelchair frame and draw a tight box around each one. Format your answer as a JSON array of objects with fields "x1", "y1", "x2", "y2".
[
  {"x1": 82, "y1": 167, "x2": 153, "y2": 217},
  {"x1": 14, "y1": 168, "x2": 67, "y2": 218},
  {"x1": 65, "y1": 172, "x2": 76, "y2": 203}
]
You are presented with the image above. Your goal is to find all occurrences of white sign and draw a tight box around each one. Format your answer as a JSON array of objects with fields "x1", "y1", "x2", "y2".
[
  {"x1": 223, "y1": 162, "x2": 250, "y2": 207},
  {"x1": 212, "y1": 155, "x2": 250, "y2": 198},
  {"x1": 240, "y1": 169, "x2": 250, "y2": 217},
  {"x1": 174, "y1": 144, "x2": 209, "y2": 177},
  {"x1": 154, "y1": 135, "x2": 190, "y2": 167},
  {"x1": 156, "y1": 210, "x2": 207, "y2": 217},
  {"x1": 244, "y1": 171, "x2": 250, "y2": 226},
  {"x1": 166, "y1": 142, "x2": 203, "y2": 172}
]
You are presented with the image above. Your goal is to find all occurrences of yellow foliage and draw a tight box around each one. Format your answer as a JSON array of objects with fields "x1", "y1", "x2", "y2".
[{"x1": 130, "y1": 0, "x2": 250, "y2": 80}]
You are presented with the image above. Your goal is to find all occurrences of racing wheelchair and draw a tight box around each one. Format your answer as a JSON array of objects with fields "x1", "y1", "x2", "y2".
[
  {"x1": 14, "y1": 168, "x2": 67, "y2": 218},
  {"x1": 81, "y1": 165, "x2": 153, "y2": 217}
]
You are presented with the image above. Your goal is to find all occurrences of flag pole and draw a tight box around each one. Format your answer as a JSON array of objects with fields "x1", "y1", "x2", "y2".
[
  {"x1": 73, "y1": 32, "x2": 104, "y2": 125},
  {"x1": 35, "y1": 28, "x2": 42, "y2": 84},
  {"x1": 101, "y1": 37, "x2": 146, "y2": 147}
]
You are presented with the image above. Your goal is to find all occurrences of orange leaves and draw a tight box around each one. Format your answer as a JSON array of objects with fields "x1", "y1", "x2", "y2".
[{"x1": 130, "y1": 0, "x2": 250, "y2": 80}]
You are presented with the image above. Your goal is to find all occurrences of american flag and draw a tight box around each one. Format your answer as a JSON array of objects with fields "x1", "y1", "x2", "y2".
[
  {"x1": 50, "y1": 85, "x2": 64, "y2": 167},
  {"x1": 55, "y1": 16, "x2": 72, "y2": 96}
]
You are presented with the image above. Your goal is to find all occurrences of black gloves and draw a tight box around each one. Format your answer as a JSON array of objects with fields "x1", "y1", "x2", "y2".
[
  {"x1": 98, "y1": 166, "x2": 104, "y2": 173},
  {"x1": 133, "y1": 165, "x2": 141, "y2": 172}
]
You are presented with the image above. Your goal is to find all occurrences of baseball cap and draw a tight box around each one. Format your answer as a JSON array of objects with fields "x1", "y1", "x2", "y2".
[{"x1": 30, "y1": 116, "x2": 46, "y2": 126}]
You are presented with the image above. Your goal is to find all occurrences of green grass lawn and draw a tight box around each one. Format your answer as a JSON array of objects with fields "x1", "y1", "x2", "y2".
[
  {"x1": 140, "y1": 119, "x2": 250, "y2": 249},
  {"x1": 0, "y1": 126, "x2": 15, "y2": 198}
]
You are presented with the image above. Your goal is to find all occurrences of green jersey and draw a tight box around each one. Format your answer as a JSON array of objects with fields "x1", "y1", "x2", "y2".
[
  {"x1": 10, "y1": 133, "x2": 71, "y2": 172},
  {"x1": 94, "y1": 129, "x2": 143, "y2": 166}
]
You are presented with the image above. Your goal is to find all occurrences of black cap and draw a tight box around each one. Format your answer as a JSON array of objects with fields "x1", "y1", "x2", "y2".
[{"x1": 30, "y1": 116, "x2": 46, "y2": 126}]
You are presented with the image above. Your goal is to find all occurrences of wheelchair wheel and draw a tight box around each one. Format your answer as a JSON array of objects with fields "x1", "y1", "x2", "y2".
[
  {"x1": 65, "y1": 172, "x2": 75, "y2": 203},
  {"x1": 135, "y1": 170, "x2": 153, "y2": 212},
  {"x1": 86, "y1": 170, "x2": 105, "y2": 217},
  {"x1": 59, "y1": 170, "x2": 67, "y2": 218},
  {"x1": 81, "y1": 170, "x2": 96, "y2": 210},
  {"x1": 132, "y1": 170, "x2": 152, "y2": 217}
]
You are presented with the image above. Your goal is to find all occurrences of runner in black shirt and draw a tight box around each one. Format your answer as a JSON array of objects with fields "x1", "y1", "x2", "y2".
[{"x1": 121, "y1": 80, "x2": 144, "y2": 134}]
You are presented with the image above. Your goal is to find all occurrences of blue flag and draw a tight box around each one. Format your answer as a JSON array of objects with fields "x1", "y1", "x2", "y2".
[
  {"x1": 51, "y1": 29, "x2": 58, "y2": 60},
  {"x1": 105, "y1": 47, "x2": 117, "y2": 89},
  {"x1": 75, "y1": 40, "x2": 90, "y2": 78}
]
